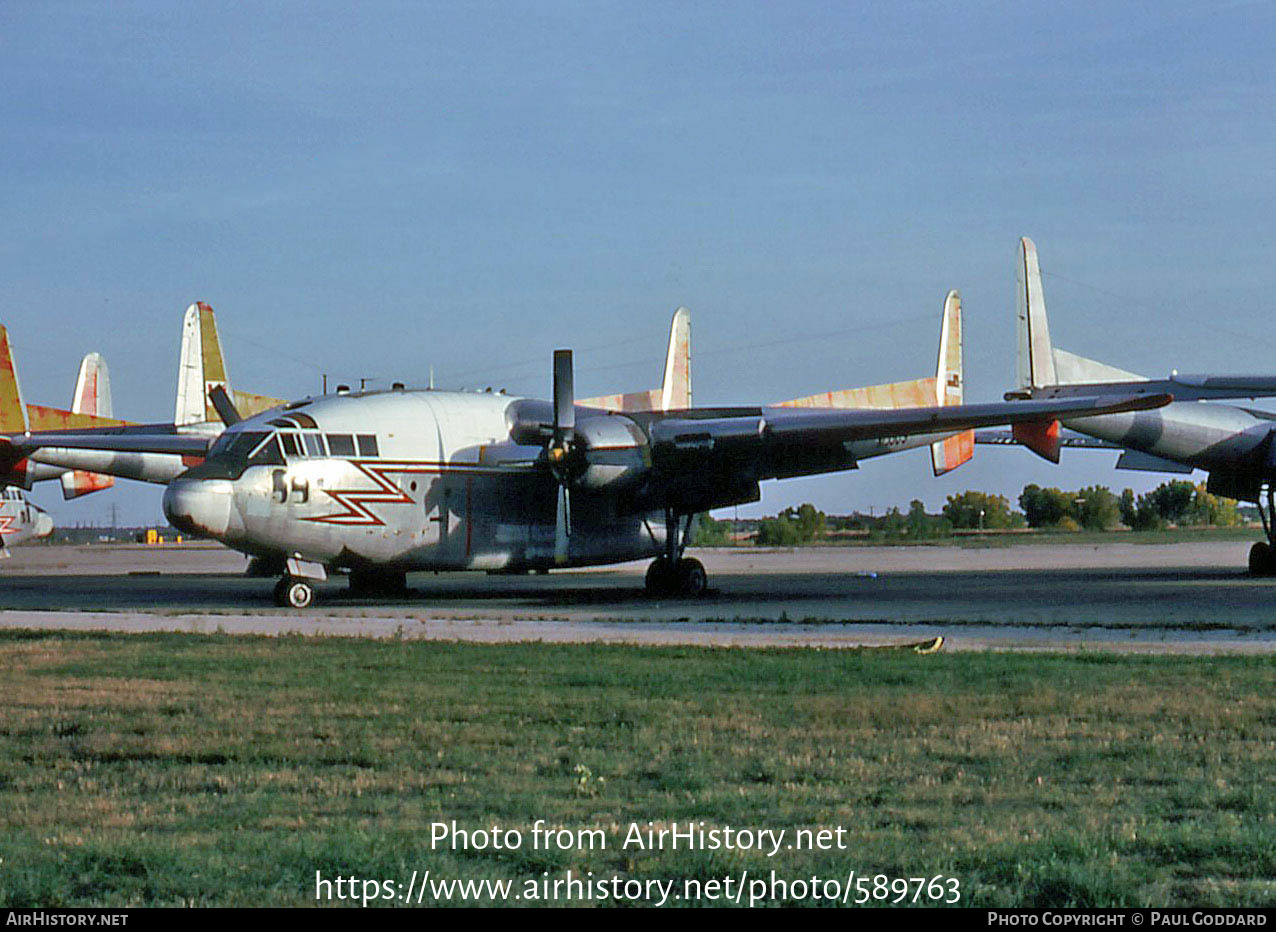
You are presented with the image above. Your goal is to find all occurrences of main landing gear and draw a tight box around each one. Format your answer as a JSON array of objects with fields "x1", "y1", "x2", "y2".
[
  {"x1": 1250, "y1": 487, "x2": 1276, "y2": 576},
  {"x1": 645, "y1": 509, "x2": 709, "y2": 598}
]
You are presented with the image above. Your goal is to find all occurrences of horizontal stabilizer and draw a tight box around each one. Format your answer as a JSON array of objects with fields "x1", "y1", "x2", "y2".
[
  {"x1": 778, "y1": 377, "x2": 938, "y2": 410},
  {"x1": 974, "y1": 428, "x2": 1122, "y2": 449},
  {"x1": 776, "y1": 291, "x2": 973, "y2": 476},
  {"x1": 1115, "y1": 449, "x2": 1194, "y2": 474}
]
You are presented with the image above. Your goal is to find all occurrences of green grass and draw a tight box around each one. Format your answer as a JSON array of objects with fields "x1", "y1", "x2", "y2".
[{"x1": 1, "y1": 632, "x2": 1274, "y2": 906}]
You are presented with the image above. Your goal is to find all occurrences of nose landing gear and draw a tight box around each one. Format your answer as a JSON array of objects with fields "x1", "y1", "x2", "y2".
[
  {"x1": 271, "y1": 557, "x2": 327, "y2": 608},
  {"x1": 273, "y1": 577, "x2": 315, "y2": 608},
  {"x1": 645, "y1": 509, "x2": 710, "y2": 597}
]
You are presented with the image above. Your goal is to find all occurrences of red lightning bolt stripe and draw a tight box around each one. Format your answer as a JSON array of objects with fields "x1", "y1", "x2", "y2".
[{"x1": 302, "y1": 460, "x2": 524, "y2": 527}]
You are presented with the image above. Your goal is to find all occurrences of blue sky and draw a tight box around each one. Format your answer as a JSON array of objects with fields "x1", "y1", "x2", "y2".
[{"x1": 4, "y1": 1, "x2": 1275, "y2": 525}]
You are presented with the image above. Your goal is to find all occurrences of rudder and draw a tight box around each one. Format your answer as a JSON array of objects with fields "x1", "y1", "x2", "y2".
[
  {"x1": 61, "y1": 353, "x2": 115, "y2": 500},
  {"x1": 930, "y1": 290, "x2": 973, "y2": 476}
]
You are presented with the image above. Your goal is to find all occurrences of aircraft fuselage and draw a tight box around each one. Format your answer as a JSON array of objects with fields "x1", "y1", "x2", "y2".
[{"x1": 1065, "y1": 401, "x2": 1275, "y2": 477}]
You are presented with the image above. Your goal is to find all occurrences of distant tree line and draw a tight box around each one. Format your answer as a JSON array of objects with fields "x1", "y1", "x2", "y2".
[{"x1": 689, "y1": 480, "x2": 1243, "y2": 546}]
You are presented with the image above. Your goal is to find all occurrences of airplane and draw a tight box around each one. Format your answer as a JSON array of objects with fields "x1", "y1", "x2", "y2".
[
  {"x1": 17, "y1": 302, "x2": 691, "y2": 495},
  {"x1": 5, "y1": 303, "x2": 287, "y2": 490},
  {"x1": 4, "y1": 292, "x2": 1170, "y2": 607},
  {"x1": 0, "y1": 487, "x2": 54, "y2": 554},
  {"x1": 0, "y1": 328, "x2": 121, "y2": 500},
  {"x1": 978, "y1": 237, "x2": 1276, "y2": 575}
]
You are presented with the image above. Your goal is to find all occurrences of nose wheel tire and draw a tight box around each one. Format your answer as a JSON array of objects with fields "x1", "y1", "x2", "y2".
[
  {"x1": 274, "y1": 577, "x2": 315, "y2": 609},
  {"x1": 645, "y1": 557, "x2": 708, "y2": 597},
  {"x1": 1249, "y1": 542, "x2": 1276, "y2": 576}
]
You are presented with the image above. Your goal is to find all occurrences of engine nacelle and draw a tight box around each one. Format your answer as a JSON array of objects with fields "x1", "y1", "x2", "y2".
[{"x1": 572, "y1": 415, "x2": 650, "y2": 491}]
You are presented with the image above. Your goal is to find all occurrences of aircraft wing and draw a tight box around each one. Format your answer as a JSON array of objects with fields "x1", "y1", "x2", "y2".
[
  {"x1": 1017, "y1": 374, "x2": 1276, "y2": 403},
  {"x1": 652, "y1": 394, "x2": 1166, "y2": 455},
  {"x1": 615, "y1": 392, "x2": 1171, "y2": 511},
  {"x1": 1, "y1": 425, "x2": 214, "y2": 458}
]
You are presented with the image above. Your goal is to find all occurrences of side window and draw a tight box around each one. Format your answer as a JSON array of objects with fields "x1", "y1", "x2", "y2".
[
  {"x1": 326, "y1": 434, "x2": 356, "y2": 456},
  {"x1": 302, "y1": 433, "x2": 326, "y2": 457},
  {"x1": 279, "y1": 433, "x2": 301, "y2": 458},
  {"x1": 356, "y1": 434, "x2": 379, "y2": 457}
]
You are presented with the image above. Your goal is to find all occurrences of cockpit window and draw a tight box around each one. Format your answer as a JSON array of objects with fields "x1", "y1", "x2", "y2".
[
  {"x1": 249, "y1": 435, "x2": 285, "y2": 466},
  {"x1": 302, "y1": 433, "x2": 326, "y2": 457},
  {"x1": 356, "y1": 434, "x2": 379, "y2": 457},
  {"x1": 209, "y1": 431, "x2": 268, "y2": 461},
  {"x1": 326, "y1": 434, "x2": 356, "y2": 456},
  {"x1": 183, "y1": 430, "x2": 272, "y2": 480},
  {"x1": 279, "y1": 432, "x2": 301, "y2": 457}
]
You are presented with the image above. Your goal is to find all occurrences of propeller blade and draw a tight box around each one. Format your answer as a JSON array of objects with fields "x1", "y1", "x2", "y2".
[
  {"x1": 554, "y1": 483, "x2": 571, "y2": 564},
  {"x1": 552, "y1": 349, "x2": 575, "y2": 444}
]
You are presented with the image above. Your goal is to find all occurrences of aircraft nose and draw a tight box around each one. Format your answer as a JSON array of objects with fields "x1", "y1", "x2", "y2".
[
  {"x1": 34, "y1": 511, "x2": 53, "y2": 539},
  {"x1": 163, "y1": 478, "x2": 235, "y2": 539}
]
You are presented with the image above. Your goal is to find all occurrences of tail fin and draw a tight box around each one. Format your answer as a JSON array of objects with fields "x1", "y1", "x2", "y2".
[
  {"x1": 1014, "y1": 237, "x2": 1143, "y2": 461},
  {"x1": 0, "y1": 326, "x2": 30, "y2": 434},
  {"x1": 929, "y1": 290, "x2": 973, "y2": 476},
  {"x1": 580, "y1": 306, "x2": 692, "y2": 412},
  {"x1": 1017, "y1": 236, "x2": 1144, "y2": 389},
  {"x1": 1017, "y1": 236, "x2": 1058, "y2": 390},
  {"x1": 776, "y1": 290, "x2": 972, "y2": 476},
  {"x1": 659, "y1": 306, "x2": 691, "y2": 409},
  {"x1": 175, "y1": 302, "x2": 229, "y2": 425},
  {"x1": 174, "y1": 302, "x2": 285, "y2": 425},
  {"x1": 60, "y1": 353, "x2": 115, "y2": 500}
]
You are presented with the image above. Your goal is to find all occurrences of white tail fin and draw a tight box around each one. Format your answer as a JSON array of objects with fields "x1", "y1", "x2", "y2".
[
  {"x1": 175, "y1": 302, "x2": 286, "y2": 425},
  {"x1": 776, "y1": 290, "x2": 972, "y2": 476},
  {"x1": 580, "y1": 306, "x2": 692, "y2": 412},
  {"x1": 61, "y1": 353, "x2": 115, "y2": 500},
  {"x1": 1017, "y1": 237, "x2": 1144, "y2": 389},
  {"x1": 1013, "y1": 237, "x2": 1145, "y2": 462},
  {"x1": 930, "y1": 290, "x2": 972, "y2": 476},
  {"x1": 175, "y1": 302, "x2": 226, "y2": 425},
  {"x1": 660, "y1": 306, "x2": 691, "y2": 409}
]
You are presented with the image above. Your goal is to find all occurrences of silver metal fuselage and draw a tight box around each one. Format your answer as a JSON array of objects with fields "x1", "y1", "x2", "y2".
[
  {"x1": 1065, "y1": 402, "x2": 1276, "y2": 475},
  {"x1": 162, "y1": 388, "x2": 944, "y2": 573},
  {"x1": 164, "y1": 390, "x2": 665, "y2": 572},
  {"x1": 0, "y1": 490, "x2": 53, "y2": 546}
]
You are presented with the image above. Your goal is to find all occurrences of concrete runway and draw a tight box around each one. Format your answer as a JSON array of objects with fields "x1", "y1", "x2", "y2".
[{"x1": 3, "y1": 541, "x2": 1276, "y2": 652}]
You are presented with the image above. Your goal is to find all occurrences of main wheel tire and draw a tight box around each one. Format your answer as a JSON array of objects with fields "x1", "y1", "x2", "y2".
[
  {"x1": 1251, "y1": 542, "x2": 1275, "y2": 576},
  {"x1": 275, "y1": 577, "x2": 314, "y2": 609},
  {"x1": 675, "y1": 557, "x2": 708, "y2": 597},
  {"x1": 645, "y1": 558, "x2": 675, "y2": 596}
]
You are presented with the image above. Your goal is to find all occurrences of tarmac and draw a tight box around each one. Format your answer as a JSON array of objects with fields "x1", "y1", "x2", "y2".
[{"x1": 2, "y1": 541, "x2": 1276, "y2": 652}]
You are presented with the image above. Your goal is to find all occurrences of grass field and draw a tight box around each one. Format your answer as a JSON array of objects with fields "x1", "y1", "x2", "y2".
[{"x1": 1, "y1": 632, "x2": 1274, "y2": 907}]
